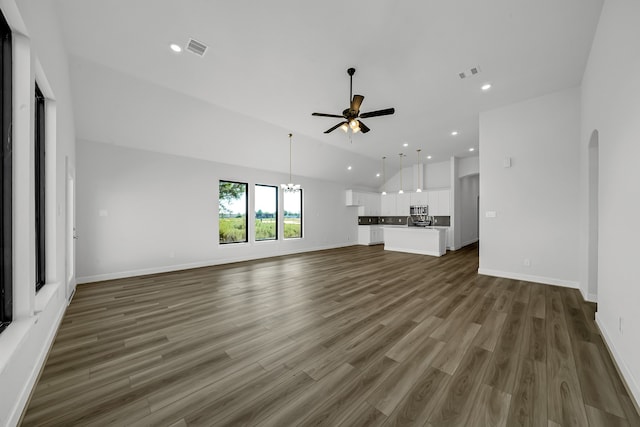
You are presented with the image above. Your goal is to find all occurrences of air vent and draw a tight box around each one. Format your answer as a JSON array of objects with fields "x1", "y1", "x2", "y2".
[
  {"x1": 187, "y1": 38, "x2": 208, "y2": 57},
  {"x1": 458, "y1": 65, "x2": 481, "y2": 79}
]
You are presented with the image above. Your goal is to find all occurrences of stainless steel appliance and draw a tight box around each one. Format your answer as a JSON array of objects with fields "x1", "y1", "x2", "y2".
[{"x1": 409, "y1": 205, "x2": 433, "y2": 226}]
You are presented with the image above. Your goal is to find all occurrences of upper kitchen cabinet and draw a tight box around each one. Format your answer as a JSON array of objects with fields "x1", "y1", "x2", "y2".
[
  {"x1": 426, "y1": 189, "x2": 451, "y2": 215},
  {"x1": 396, "y1": 192, "x2": 411, "y2": 216},
  {"x1": 436, "y1": 189, "x2": 450, "y2": 215},
  {"x1": 381, "y1": 193, "x2": 396, "y2": 216},
  {"x1": 345, "y1": 189, "x2": 363, "y2": 206},
  {"x1": 346, "y1": 190, "x2": 380, "y2": 216},
  {"x1": 410, "y1": 191, "x2": 429, "y2": 206}
]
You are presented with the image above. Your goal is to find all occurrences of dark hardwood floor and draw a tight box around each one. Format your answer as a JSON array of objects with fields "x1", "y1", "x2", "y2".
[{"x1": 22, "y1": 243, "x2": 640, "y2": 426}]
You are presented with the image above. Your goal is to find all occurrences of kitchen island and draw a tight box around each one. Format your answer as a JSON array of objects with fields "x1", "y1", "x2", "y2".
[{"x1": 383, "y1": 226, "x2": 447, "y2": 257}]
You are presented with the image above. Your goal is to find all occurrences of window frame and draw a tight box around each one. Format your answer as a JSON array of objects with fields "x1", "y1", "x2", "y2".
[
  {"x1": 283, "y1": 189, "x2": 303, "y2": 240},
  {"x1": 34, "y1": 83, "x2": 45, "y2": 292},
  {"x1": 254, "y1": 184, "x2": 278, "y2": 242},
  {"x1": 218, "y1": 180, "x2": 248, "y2": 244},
  {"x1": 1, "y1": 8, "x2": 13, "y2": 333}
]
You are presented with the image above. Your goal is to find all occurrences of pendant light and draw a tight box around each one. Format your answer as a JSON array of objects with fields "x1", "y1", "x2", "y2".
[
  {"x1": 416, "y1": 149, "x2": 422, "y2": 192},
  {"x1": 398, "y1": 153, "x2": 404, "y2": 194},
  {"x1": 281, "y1": 133, "x2": 301, "y2": 192},
  {"x1": 381, "y1": 156, "x2": 387, "y2": 195}
]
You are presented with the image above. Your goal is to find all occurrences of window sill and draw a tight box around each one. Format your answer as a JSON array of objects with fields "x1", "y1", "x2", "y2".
[
  {"x1": 35, "y1": 281, "x2": 61, "y2": 314},
  {"x1": 0, "y1": 317, "x2": 34, "y2": 375}
]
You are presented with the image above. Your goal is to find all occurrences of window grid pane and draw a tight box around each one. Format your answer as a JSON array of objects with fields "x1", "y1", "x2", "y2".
[
  {"x1": 283, "y1": 189, "x2": 302, "y2": 239},
  {"x1": 219, "y1": 181, "x2": 248, "y2": 244},
  {"x1": 35, "y1": 84, "x2": 45, "y2": 292},
  {"x1": 1, "y1": 9, "x2": 13, "y2": 333},
  {"x1": 255, "y1": 184, "x2": 277, "y2": 241}
]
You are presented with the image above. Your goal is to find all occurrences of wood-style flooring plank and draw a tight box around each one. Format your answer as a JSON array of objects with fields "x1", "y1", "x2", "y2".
[{"x1": 20, "y1": 243, "x2": 638, "y2": 426}]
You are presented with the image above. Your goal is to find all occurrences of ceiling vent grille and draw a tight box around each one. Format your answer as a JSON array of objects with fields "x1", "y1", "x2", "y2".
[
  {"x1": 187, "y1": 38, "x2": 207, "y2": 57},
  {"x1": 458, "y1": 65, "x2": 481, "y2": 79}
]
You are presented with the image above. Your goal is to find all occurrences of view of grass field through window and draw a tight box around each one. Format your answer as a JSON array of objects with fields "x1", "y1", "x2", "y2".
[
  {"x1": 284, "y1": 189, "x2": 302, "y2": 239},
  {"x1": 219, "y1": 181, "x2": 247, "y2": 243},
  {"x1": 255, "y1": 184, "x2": 277, "y2": 241},
  {"x1": 219, "y1": 180, "x2": 302, "y2": 243}
]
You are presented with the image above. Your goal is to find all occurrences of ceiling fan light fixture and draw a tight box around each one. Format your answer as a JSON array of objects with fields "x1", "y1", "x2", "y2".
[{"x1": 312, "y1": 68, "x2": 395, "y2": 136}]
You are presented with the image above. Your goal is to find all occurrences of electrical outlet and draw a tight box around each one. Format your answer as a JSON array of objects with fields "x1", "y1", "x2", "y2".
[{"x1": 523, "y1": 258, "x2": 531, "y2": 267}]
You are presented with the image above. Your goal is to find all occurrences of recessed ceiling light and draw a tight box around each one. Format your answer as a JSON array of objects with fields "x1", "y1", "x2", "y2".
[
  {"x1": 481, "y1": 83, "x2": 492, "y2": 91},
  {"x1": 376, "y1": 173, "x2": 380, "y2": 177},
  {"x1": 427, "y1": 155, "x2": 432, "y2": 159},
  {"x1": 403, "y1": 143, "x2": 408, "y2": 147},
  {"x1": 451, "y1": 131, "x2": 458, "y2": 136},
  {"x1": 169, "y1": 43, "x2": 182, "y2": 53},
  {"x1": 347, "y1": 166, "x2": 352, "y2": 170},
  {"x1": 469, "y1": 148, "x2": 475, "y2": 152}
]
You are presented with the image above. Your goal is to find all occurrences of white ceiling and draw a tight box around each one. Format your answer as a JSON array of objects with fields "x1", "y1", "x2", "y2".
[{"x1": 53, "y1": 0, "x2": 603, "y2": 188}]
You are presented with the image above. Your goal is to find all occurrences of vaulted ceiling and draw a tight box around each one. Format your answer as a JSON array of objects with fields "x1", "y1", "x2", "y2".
[{"x1": 53, "y1": 0, "x2": 603, "y2": 188}]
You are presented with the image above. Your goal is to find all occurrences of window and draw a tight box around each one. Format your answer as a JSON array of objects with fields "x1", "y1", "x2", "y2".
[
  {"x1": 283, "y1": 189, "x2": 302, "y2": 239},
  {"x1": 219, "y1": 180, "x2": 248, "y2": 244},
  {"x1": 1, "y1": 9, "x2": 12, "y2": 333},
  {"x1": 255, "y1": 184, "x2": 277, "y2": 241},
  {"x1": 35, "y1": 84, "x2": 45, "y2": 292}
]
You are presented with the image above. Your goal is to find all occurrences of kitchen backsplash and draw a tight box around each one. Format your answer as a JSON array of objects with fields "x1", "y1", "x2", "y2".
[{"x1": 358, "y1": 216, "x2": 451, "y2": 226}]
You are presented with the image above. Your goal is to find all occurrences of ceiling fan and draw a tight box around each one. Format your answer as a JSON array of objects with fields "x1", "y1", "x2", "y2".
[{"x1": 312, "y1": 67, "x2": 395, "y2": 134}]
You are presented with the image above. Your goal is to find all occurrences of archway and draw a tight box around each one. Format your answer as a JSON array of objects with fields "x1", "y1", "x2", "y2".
[{"x1": 587, "y1": 130, "x2": 599, "y2": 301}]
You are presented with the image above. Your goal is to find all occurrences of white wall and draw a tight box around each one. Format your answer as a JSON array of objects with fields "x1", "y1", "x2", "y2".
[
  {"x1": 382, "y1": 159, "x2": 451, "y2": 194},
  {"x1": 580, "y1": 0, "x2": 640, "y2": 406},
  {"x1": 0, "y1": 1, "x2": 76, "y2": 425},
  {"x1": 458, "y1": 156, "x2": 479, "y2": 177},
  {"x1": 460, "y1": 174, "x2": 479, "y2": 246},
  {"x1": 77, "y1": 141, "x2": 358, "y2": 282},
  {"x1": 478, "y1": 87, "x2": 581, "y2": 288}
]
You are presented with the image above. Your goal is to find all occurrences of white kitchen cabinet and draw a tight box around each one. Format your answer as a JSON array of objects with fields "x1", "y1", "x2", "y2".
[
  {"x1": 410, "y1": 191, "x2": 428, "y2": 207},
  {"x1": 364, "y1": 192, "x2": 381, "y2": 216},
  {"x1": 345, "y1": 189, "x2": 363, "y2": 206},
  {"x1": 396, "y1": 192, "x2": 411, "y2": 216},
  {"x1": 357, "y1": 225, "x2": 383, "y2": 245},
  {"x1": 381, "y1": 193, "x2": 396, "y2": 216},
  {"x1": 434, "y1": 226, "x2": 453, "y2": 249},
  {"x1": 425, "y1": 189, "x2": 451, "y2": 215},
  {"x1": 437, "y1": 190, "x2": 451, "y2": 215},
  {"x1": 347, "y1": 190, "x2": 381, "y2": 216},
  {"x1": 427, "y1": 191, "x2": 439, "y2": 216}
]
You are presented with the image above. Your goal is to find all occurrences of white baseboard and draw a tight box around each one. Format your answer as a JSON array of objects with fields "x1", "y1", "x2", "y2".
[
  {"x1": 461, "y1": 238, "x2": 479, "y2": 247},
  {"x1": 596, "y1": 313, "x2": 640, "y2": 414},
  {"x1": 477, "y1": 268, "x2": 579, "y2": 289},
  {"x1": 77, "y1": 242, "x2": 354, "y2": 284}
]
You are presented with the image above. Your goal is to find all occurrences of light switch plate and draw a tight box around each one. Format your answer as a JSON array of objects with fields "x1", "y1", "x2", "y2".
[{"x1": 485, "y1": 211, "x2": 497, "y2": 218}]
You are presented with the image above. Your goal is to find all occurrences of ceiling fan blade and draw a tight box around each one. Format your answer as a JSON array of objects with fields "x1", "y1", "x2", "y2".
[
  {"x1": 358, "y1": 120, "x2": 370, "y2": 133},
  {"x1": 324, "y1": 121, "x2": 348, "y2": 134},
  {"x1": 351, "y1": 94, "x2": 364, "y2": 112},
  {"x1": 360, "y1": 107, "x2": 395, "y2": 119},
  {"x1": 312, "y1": 112, "x2": 345, "y2": 118}
]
